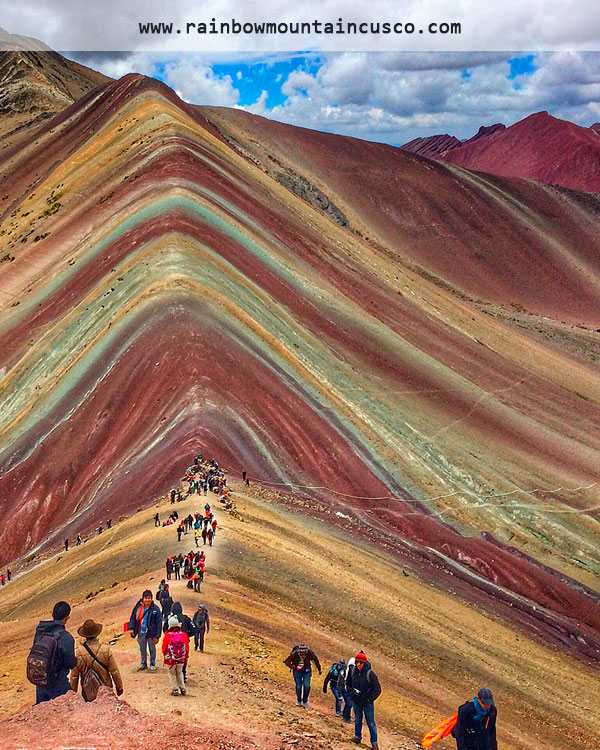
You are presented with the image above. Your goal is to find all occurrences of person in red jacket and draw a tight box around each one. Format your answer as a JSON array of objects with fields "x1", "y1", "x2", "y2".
[{"x1": 161, "y1": 615, "x2": 189, "y2": 696}]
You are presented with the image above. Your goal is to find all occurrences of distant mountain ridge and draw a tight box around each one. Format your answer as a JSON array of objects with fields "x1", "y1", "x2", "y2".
[
  {"x1": 0, "y1": 51, "x2": 110, "y2": 141},
  {"x1": 402, "y1": 112, "x2": 600, "y2": 193}
]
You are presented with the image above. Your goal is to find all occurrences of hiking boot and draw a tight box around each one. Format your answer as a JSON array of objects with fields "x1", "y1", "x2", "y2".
[
  {"x1": 351, "y1": 739, "x2": 361, "y2": 745},
  {"x1": 171, "y1": 689, "x2": 179, "y2": 696},
  {"x1": 137, "y1": 664, "x2": 147, "y2": 671},
  {"x1": 149, "y1": 665, "x2": 157, "y2": 672},
  {"x1": 302, "y1": 702, "x2": 308, "y2": 707},
  {"x1": 336, "y1": 712, "x2": 342, "y2": 717},
  {"x1": 296, "y1": 700, "x2": 302, "y2": 706},
  {"x1": 180, "y1": 687, "x2": 186, "y2": 695},
  {"x1": 371, "y1": 745, "x2": 379, "y2": 750}
]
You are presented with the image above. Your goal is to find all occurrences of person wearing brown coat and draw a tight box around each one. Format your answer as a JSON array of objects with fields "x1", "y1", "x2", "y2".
[{"x1": 69, "y1": 620, "x2": 124, "y2": 697}]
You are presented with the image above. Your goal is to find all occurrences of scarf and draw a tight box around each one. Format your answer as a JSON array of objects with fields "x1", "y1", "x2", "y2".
[{"x1": 471, "y1": 698, "x2": 491, "y2": 726}]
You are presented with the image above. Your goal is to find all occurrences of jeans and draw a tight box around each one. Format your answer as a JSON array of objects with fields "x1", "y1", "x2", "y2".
[
  {"x1": 138, "y1": 632, "x2": 156, "y2": 667},
  {"x1": 293, "y1": 669, "x2": 312, "y2": 703},
  {"x1": 329, "y1": 683, "x2": 342, "y2": 713},
  {"x1": 354, "y1": 703, "x2": 377, "y2": 745},
  {"x1": 341, "y1": 689, "x2": 353, "y2": 721},
  {"x1": 35, "y1": 677, "x2": 71, "y2": 704}
]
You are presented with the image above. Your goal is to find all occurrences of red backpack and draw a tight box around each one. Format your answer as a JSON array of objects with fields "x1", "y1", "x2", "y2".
[{"x1": 165, "y1": 631, "x2": 187, "y2": 664}]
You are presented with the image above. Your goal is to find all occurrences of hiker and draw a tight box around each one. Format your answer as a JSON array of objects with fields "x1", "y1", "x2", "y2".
[
  {"x1": 173, "y1": 558, "x2": 181, "y2": 580},
  {"x1": 336, "y1": 657, "x2": 354, "y2": 723},
  {"x1": 171, "y1": 602, "x2": 195, "y2": 683},
  {"x1": 127, "y1": 590, "x2": 162, "y2": 672},
  {"x1": 154, "y1": 512, "x2": 160, "y2": 527},
  {"x1": 177, "y1": 523, "x2": 184, "y2": 542},
  {"x1": 170, "y1": 488, "x2": 176, "y2": 503},
  {"x1": 192, "y1": 604, "x2": 210, "y2": 651},
  {"x1": 452, "y1": 688, "x2": 498, "y2": 750},
  {"x1": 70, "y1": 619, "x2": 123, "y2": 700},
  {"x1": 98, "y1": 524, "x2": 103, "y2": 535},
  {"x1": 323, "y1": 658, "x2": 346, "y2": 716},
  {"x1": 28, "y1": 601, "x2": 77, "y2": 704},
  {"x1": 283, "y1": 644, "x2": 322, "y2": 707},
  {"x1": 107, "y1": 519, "x2": 112, "y2": 529},
  {"x1": 201, "y1": 527, "x2": 208, "y2": 545},
  {"x1": 211, "y1": 518, "x2": 218, "y2": 537},
  {"x1": 1, "y1": 573, "x2": 5, "y2": 586},
  {"x1": 162, "y1": 615, "x2": 189, "y2": 696},
  {"x1": 6, "y1": 568, "x2": 11, "y2": 581},
  {"x1": 207, "y1": 527, "x2": 214, "y2": 546},
  {"x1": 160, "y1": 589, "x2": 174, "y2": 621},
  {"x1": 195, "y1": 528, "x2": 201, "y2": 547},
  {"x1": 64, "y1": 538, "x2": 69, "y2": 552},
  {"x1": 166, "y1": 557, "x2": 173, "y2": 580},
  {"x1": 76, "y1": 534, "x2": 82, "y2": 546},
  {"x1": 345, "y1": 651, "x2": 381, "y2": 750}
]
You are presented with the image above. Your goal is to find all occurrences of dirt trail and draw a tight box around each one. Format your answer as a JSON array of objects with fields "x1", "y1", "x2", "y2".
[{"x1": 1, "y1": 486, "x2": 598, "y2": 750}]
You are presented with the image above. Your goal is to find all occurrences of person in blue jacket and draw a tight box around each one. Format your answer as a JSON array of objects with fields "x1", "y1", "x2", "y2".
[{"x1": 128, "y1": 590, "x2": 162, "y2": 671}]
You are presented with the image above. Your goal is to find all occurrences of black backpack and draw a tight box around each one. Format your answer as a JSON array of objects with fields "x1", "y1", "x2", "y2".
[{"x1": 26, "y1": 629, "x2": 61, "y2": 687}]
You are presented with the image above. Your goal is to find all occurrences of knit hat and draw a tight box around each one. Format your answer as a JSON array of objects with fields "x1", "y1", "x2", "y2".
[
  {"x1": 355, "y1": 651, "x2": 367, "y2": 662},
  {"x1": 168, "y1": 615, "x2": 180, "y2": 629}
]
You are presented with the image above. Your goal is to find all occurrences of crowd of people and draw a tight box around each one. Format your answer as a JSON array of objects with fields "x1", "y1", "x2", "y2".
[{"x1": 23, "y1": 451, "x2": 498, "y2": 750}]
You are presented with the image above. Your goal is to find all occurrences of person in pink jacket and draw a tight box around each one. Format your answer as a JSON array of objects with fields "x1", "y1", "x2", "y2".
[{"x1": 161, "y1": 615, "x2": 189, "y2": 696}]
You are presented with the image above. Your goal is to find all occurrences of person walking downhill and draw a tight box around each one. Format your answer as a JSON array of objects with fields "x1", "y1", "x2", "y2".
[
  {"x1": 70, "y1": 619, "x2": 123, "y2": 700},
  {"x1": 323, "y1": 658, "x2": 346, "y2": 716},
  {"x1": 452, "y1": 688, "x2": 498, "y2": 750},
  {"x1": 207, "y1": 527, "x2": 214, "y2": 547},
  {"x1": 127, "y1": 590, "x2": 162, "y2": 672},
  {"x1": 27, "y1": 601, "x2": 77, "y2": 704},
  {"x1": 346, "y1": 652, "x2": 381, "y2": 750},
  {"x1": 284, "y1": 643, "x2": 322, "y2": 707},
  {"x1": 192, "y1": 604, "x2": 210, "y2": 651},
  {"x1": 162, "y1": 615, "x2": 189, "y2": 696}
]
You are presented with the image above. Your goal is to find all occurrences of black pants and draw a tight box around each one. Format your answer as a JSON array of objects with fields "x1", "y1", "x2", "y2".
[
  {"x1": 194, "y1": 628, "x2": 206, "y2": 651},
  {"x1": 174, "y1": 568, "x2": 181, "y2": 580}
]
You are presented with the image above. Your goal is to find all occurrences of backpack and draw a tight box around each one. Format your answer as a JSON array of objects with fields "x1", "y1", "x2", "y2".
[
  {"x1": 328, "y1": 662, "x2": 341, "y2": 680},
  {"x1": 165, "y1": 631, "x2": 187, "y2": 663},
  {"x1": 80, "y1": 642, "x2": 109, "y2": 702},
  {"x1": 26, "y1": 629, "x2": 61, "y2": 687}
]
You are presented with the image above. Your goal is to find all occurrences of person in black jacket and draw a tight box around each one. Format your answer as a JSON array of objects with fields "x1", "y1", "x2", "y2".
[
  {"x1": 452, "y1": 688, "x2": 498, "y2": 750},
  {"x1": 32, "y1": 601, "x2": 77, "y2": 704},
  {"x1": 323, "y1": 659, "x2": 346, "y2": 716},
  {"x1": 128, "y1": 590, "x2": 162, "y2": 671},
  {"x1": 192, "y1": 604, "x2": 210, "y2": 651},
  {"x1": 283, "y1": 644, "x2": 322, "y2": 706},
  {"x1": 346, "y1": 652, "x2": 381, "y2": 750}
]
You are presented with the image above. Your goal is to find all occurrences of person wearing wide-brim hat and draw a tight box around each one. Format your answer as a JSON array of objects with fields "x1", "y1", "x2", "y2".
[{"x1": 70, "y1": 619, "x2": 124, "y2": 698}]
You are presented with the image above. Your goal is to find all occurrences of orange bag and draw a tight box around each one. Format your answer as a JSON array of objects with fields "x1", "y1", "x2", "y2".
[{"x1": 422, "y1": 713, "x2": 458, "y2": 747}]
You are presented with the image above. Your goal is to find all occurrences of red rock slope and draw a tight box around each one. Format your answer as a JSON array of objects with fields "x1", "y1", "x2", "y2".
[{"x1": 443, "y1": 111, "x2": 600, "y2": 193}]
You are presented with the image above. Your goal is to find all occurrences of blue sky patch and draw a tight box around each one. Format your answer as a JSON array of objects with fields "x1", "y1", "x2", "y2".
[{"x1": 508, "y1": 54, "x2": 536, "y2": 79}]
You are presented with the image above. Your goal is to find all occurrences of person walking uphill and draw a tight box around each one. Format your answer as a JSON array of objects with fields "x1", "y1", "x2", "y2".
[
  {"x1": 27, "y1": 601, "x2": 77, "y2": 704},
  {"x1": 346, "y1": 652, "x2": 381, "y2": 750},
  {"x1": 284, "y1": 643, "x2": 322, "y2": 707},
  {"x1": 162, "y1": 615, "x2": 189, "y2": 696},
  {"x1": 128, "y1": 590, "x2": 162, "y2": 672},
  {"x1": 70, "y1": 619, "x2": 123, "y2": 700},
  {"x1": 323, "y1": 658, "x2": 346, "y2": 716},
  {"x1": 452, "y1": 688, "x2": 498, "y2": 750}
]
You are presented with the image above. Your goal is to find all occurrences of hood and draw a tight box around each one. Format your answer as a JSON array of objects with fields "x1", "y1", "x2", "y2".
[
  {"x1": 171, "y1": 602, "x2": 183, "y2": 616},
  {"x1": 347, "y1": 657, "x2": 355, "y2": 667},
  {"x1": 36, "y1": 619, "x2": 66, "y2": 636}
]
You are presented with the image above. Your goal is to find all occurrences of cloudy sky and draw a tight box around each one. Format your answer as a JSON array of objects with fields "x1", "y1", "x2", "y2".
[
  {"x1": 71, "y1": 50, "x2": 600, "y2": 144},
  {"x1": 2, "y1": 0, "x2": 599, "y2": 144}
]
